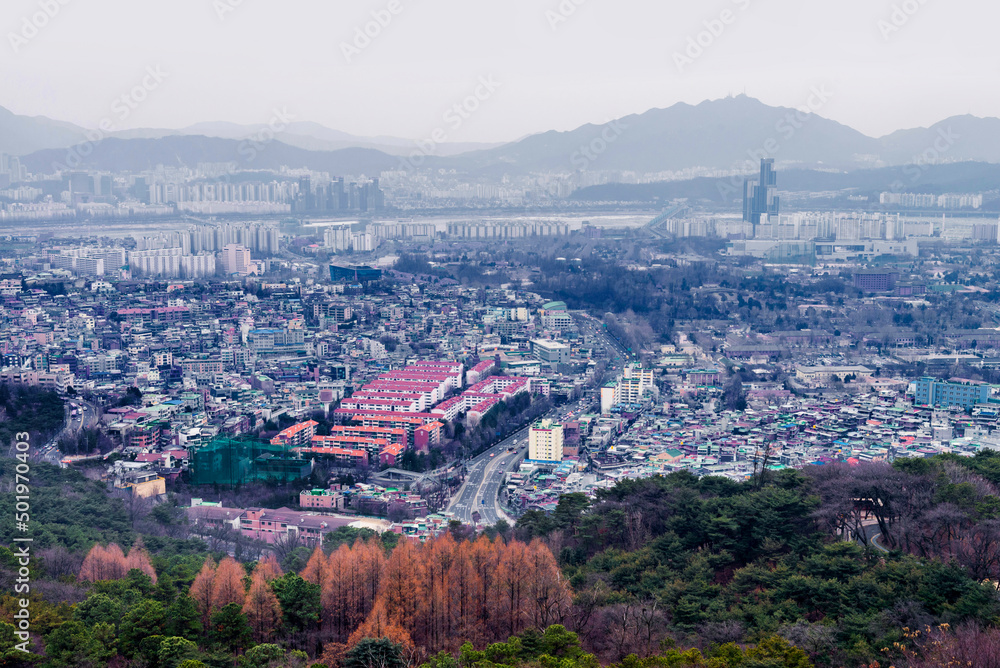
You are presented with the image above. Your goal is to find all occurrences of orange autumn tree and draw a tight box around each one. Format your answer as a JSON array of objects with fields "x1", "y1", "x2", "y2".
[
  {"x1": 310, "y1": 533, "x2": 567, "y2": 656},
  {"x1": 467, "y1": 535, "x2": 502, "y2": 645},
  {"x1": 189, "y1": 557, "x2": 217, "y2": 627},
  {"x1": 79, "y1": 544, "x2": 113, "y2": 582},
  {"x1": 79, "y1": 543, "x2": 132, "y2": 582},
  {"x1": 301, "y1": 545, "x2": 327, "y2": 587},
  {"x1": 103, "y1": 543, "x2": 128, "y2": 575},
  {"x1": 318, "y1": 641, "x2": 348, "y2": 668},
  {"x1": 323, "y1": 544, "x2": 355, "y2": 641},
  {"x1": 346, "y1": 598, "x2": 414, "y2": 654},
  {"x1": 125, "y1": 537, "x2": 158, "y2": 584},
  {"x1": 416, "y1": 532, "x2": 456, "y2": 651},
  {"x1": 244, "y1": 569, "x2": 283, "y2": 642},
  {"x1": 493, "y1": 539, "x2": 530, "y2": 637},
  {"x1": 255, "y1": 553, "x2": 283, "y2": 582},
  {"x1": 446, "y1": 539, "x2": 482, "y2": 647},
  {"x1": 524, "y1": 538, "x2": 573, "y2": 629},
  {"x1": 380, "y1": 538, "x2": 421, "y2": 632},
  {"x1": 211, "y1": 556, "x2": 247, "y2": 611},
  {"x1": 347, "y1": 540, "x2": 386, "y2": 631}
]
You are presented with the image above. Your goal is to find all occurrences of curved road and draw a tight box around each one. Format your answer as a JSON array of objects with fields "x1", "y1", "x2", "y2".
[
  {"x1": 447, "y1": 425, "x2": 531, "y2": 525},
  {"x1": 37, "y1": 398, "x2": 100, "y2": 466},
  {"x1": 859, "y1": 522, "x2": 890, "y2": 553},
  {"x1": 447, "y1": 313, "x2": 634, "y2": 527}
]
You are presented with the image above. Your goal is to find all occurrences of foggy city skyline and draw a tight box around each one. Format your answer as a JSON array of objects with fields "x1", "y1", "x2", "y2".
[{"x1": 2, "y1": 0, "x2": 995, "y2": 143}]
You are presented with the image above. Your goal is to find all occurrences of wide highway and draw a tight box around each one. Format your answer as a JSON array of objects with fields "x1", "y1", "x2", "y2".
[{"x1": 447, "y1": 313, "x2": 633, "y2": 526}]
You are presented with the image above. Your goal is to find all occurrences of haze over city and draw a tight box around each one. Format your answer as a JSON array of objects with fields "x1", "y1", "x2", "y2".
[
  {"x1": 6, "y1": 2, "x2": 1000, "y2": 668},
  {"x1": 3, "y1": 0, "x2": 997, "y2": 141}
]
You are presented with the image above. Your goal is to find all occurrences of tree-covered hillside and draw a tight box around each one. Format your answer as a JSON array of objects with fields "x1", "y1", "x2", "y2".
[
  {"x1": 514, "y1": 464, "x2": 1000, "y2": 667},
  {"x1": 0, "y1": 384, "x2": 65, "y2": 448},
  {"x1": 3, "y1": 457, "x2": 1000, "y2": 667}
]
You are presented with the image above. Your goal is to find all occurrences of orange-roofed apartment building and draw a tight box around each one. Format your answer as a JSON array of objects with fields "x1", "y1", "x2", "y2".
[
  {"x1": 305, "y1": 434, "x2": 387, "y2": 462},
  {"x1": 414, "y1": 421, "x2": 444, "y2": 454},
  {"x1": 270, "y1": 420, "x2": 318, "y2": 447},
  {"x1": 380, "y1": 442, "x2": 406, "y2": 466}
]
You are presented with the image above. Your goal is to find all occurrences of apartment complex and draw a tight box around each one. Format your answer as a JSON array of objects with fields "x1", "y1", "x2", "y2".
[{"x1": 601, "y1": 364, "x2": 655, "y2": 414}]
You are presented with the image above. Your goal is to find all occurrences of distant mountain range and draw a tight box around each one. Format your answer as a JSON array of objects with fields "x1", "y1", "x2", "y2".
[
  {"x1": 446, "y1": 96, "x2": 1000, "y2": 175},
  {"x1": 0, "y1": 109, "x2": 500, "y2": 166},
  {"x1": 6, "y1": 96, "x2": 1000, "y2": 180},
  {"x1": 20, "y1": 135, "x2": 401, "y2": 177},
  {"x1": 0, "y1": 106, "x2": 92, "y2": 156},
  {"x1": 105, "y1": 120, "x2": 501, "y2": 157}
]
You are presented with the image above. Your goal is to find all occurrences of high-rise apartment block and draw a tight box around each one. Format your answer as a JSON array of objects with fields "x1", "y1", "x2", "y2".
[
  {"x1": 220, "y1": 244, "x2": 253, "y2": 276},
  {"x1": 529, "y1": 419, "x2": 564, "y2": 463}
]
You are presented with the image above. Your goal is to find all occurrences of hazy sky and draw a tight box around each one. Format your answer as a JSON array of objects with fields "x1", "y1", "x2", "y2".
[{"x1": 2, "y1": 0, "x2": 996, "y2": 143}]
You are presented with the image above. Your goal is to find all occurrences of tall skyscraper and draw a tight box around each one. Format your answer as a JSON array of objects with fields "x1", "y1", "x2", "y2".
[{"x1": 743, "y1": 158, "x2": 780, "y2": 233}]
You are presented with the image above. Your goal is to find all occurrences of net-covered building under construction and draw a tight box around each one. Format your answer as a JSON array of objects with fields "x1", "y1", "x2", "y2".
[{"x1": 187, "y1": 437, "x2": 312, "y2": 486}]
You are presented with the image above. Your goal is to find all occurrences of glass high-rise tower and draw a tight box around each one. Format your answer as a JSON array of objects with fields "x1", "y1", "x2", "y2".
[{"x1": 743, "y1": 158, "x2": 780, "y2": 233}]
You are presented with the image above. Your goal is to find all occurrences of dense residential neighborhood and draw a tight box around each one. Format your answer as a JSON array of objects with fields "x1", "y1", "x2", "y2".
[{"x1": 6, "y1": 219, "x2": 1000, "y2": 545}]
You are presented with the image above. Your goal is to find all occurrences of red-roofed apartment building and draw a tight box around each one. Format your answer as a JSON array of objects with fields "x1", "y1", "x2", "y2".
[
  {"x1": 306, "y1": 434, "x2": 388, "y2": 462},
  {"x1": 297, "y1": 445, "x2": 368, "y2": 467},
  {"x1": 332, "y1": 409, "x2": 439, "y2": 439},
  {"x1": 466, "y1": 360, "x2": 497, "y2": 386},
  {"x1": 270, "y1": 420, "x2": 318, "y2": 447},
  {"x1": 380, "y1": 442, "x2": 406, "y2": 466},
  {"x1": 413, "y1": 421, "x2": 444, "y2": 454}
]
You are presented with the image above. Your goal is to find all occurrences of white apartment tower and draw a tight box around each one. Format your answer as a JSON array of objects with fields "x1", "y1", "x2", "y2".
[
  {"x1": 529, "y1": 419, "x2": 564, "y2": 463},
  {"x1": 220, "y1": 244, "x2": 252, "y2": 276}
]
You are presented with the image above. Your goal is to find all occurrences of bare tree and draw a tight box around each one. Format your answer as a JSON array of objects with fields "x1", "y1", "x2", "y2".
[
  {"x1": 953, "y1": 520, "x2": 1000, "y2": 587},
  {"x1": 202, "y1": 524, "x2": 239, "y2": 554},
  {"x1": 808, "y1": 461, "x2": 934, "y2": 551},
  {"x1": 112, "y1": 489, "x2": 155, "y2": 529},
  {"x1": 39, "y1": 546, "x2": 84, "y2": 580},
  {"x1": 625, "y1": 508, "x2": 647, "y2": 551},
  {"x1": 233, "y1": 531, "x2": 267, "y2": 563},
  {"x1": 270, "y1": 530, "x2": 302, "y2": 564}
]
